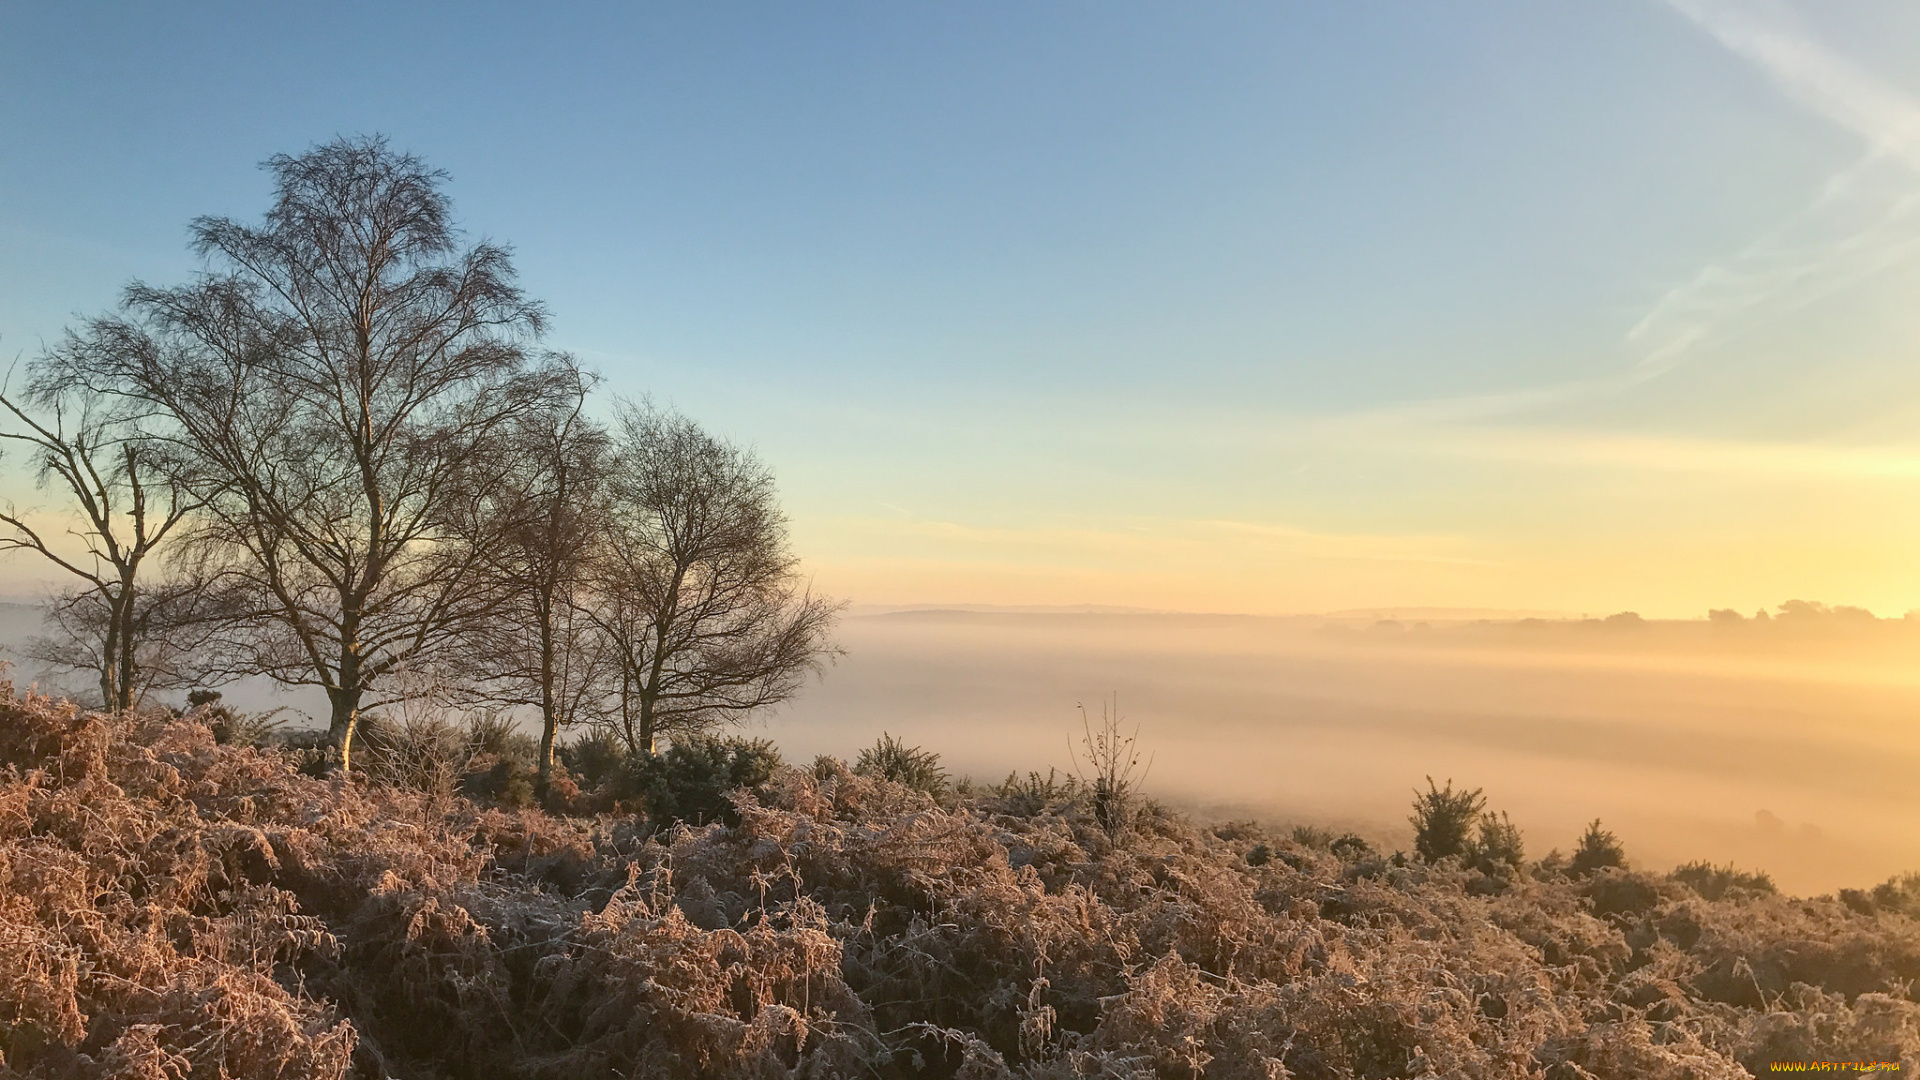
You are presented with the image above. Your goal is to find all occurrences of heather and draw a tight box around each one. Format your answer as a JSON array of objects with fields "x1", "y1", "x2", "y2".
[{"x1": 2, "y1": 688, "x2": 1917, "y2": 1078}]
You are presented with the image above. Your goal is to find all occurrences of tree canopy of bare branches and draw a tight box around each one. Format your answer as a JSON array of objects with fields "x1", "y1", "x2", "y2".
[
  {"x1": 0, "y1": 361, "x2": 198, "y2": 711},
  {"x1": 591, "y1": 403, "x2": 840, "y2": 756},
  {"x1": 453, "y1": 369, "x2": 612, "y2": 794},
  {"x1": 53, "y1": 136, "x2": 575, "y2": 769}
]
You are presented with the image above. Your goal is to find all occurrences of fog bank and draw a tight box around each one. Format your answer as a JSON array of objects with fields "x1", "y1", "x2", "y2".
[
  {"x1": 7, "y1": 601, "x2": 1917, "y2": 895},
  {"x1": 770, "y1": 609, "x2": 1920, "y2": 895}
]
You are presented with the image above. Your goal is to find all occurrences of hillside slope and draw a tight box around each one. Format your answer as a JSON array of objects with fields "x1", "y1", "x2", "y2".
[{"x1": 0, "y1": 687, "x2": 1915, "y2": 1078}]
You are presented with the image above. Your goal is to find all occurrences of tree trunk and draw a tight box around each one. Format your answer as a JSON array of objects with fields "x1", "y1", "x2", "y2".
[
  {"x1": 330, "y1": 602, "x2": 365, "y2": 772},
  {"x1": 98, "y1": 589, "x2": 123, "y2": 711},
  {"x1": 329, "y1": 635, "x2": 363, "y2": 773},
  {"x1": 537, "y1": 707, "x2": 557, "y2": 798},
  {"x1": 638, "y1": 691, "x2": 656, "y2": 757},
  {"x1": 327, "y1": 686, "x2": 361, "y2": 774},
  {"x1": 113, "y1": 578, "x2": 138, "y2": 713},
  {"x1": 536, "y1": 639, "x2": 558, "y2": 798},
  {"x1": 535, "y1": 595, "x2": 558, "y2": 798},
  {"x1": 617, "y1": 666, "x2": 642, "y2": 758},
  {"x1": 640, "y1": 600, "x2": 673, "y2": 757},
  {"x1": 114, "y1": 633, "x2": 135, "y2": 712}
]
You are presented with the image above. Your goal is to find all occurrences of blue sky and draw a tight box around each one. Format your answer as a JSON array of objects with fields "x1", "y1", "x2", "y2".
[{"x1": 8, "y1": 1, "x2": 1920, "y2": 615}]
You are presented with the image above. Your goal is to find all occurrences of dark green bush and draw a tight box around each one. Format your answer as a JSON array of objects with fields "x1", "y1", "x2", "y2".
[
  {"x1": 1569, "y1": 818, "x2": 1627, "y2": 876},
  {"x1": 633, "y1": 735, "x2": 784, "y2": 828},
  {"x1": 1468, "y1": 811, "x2": 1525, "y2": 878},
  {"x1": 186, "y1": 690, "x2": 289, "y2": 748},
  {"x1": 1533, "y1": 848, "x2": 1570, "y2": 879},
  {"x1": 464, "y1": 756, "x2": 536, "y2": 808},
  {"x1": 1290, "y1": 824, "x2": 1340, "y2": 848},
  {"x1": 1586, "y1": 868, "x2": 1666, "y2": 919},
  {"x1": 1840, "y1": 871, "x2": 1920, "y2": 918},
  {"x1": 1330, "y1": 833, "x2": 1376, "y2": 862},
  {"x1": 1411, "y1": 776, "x2": 1485, "y2": 862},
  {"x1": 560, "y1": 727, "x2": 632, "y2": 790},
  {"x1": 553, "y1": 729, "x2": 781, "y2": 821},
  {"x1": 1671, "y1": 861, "x2": 1777, "y2": 901},
  {"x1": 466, "y1": 710, "x2": 537, "y2": 762},
  {"x1": 988, "y1": 768, "x2": 1079, "y2": 816},
  {"x1": 269, "y1": 725, "x2": 335, "y2": 775},
  {"x1": 853, "y1": 732, "x2": 948, "y2": 797},
  {"x1": 1207, "y1": 820, "x2": 1263, "y2": 843}
]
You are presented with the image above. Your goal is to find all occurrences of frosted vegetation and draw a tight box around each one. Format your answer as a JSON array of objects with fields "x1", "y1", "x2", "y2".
[{"x1": 2, "y1": 686, "x2": 1917, "y2": 1077}]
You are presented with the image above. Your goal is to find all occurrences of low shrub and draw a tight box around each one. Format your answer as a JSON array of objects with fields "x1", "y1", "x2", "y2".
[
  {"x1": 1072, "y1": 696, "x2": 1150, "y2": 841},
  {"x1": 1586, "y1": 868, "x2": 1669, "y2": 921},
  {"x1": 1411, "y1": 776, "x2": 1485, "y2": 862},
  {"x1": 462, "y1": 755, "x2": 537, "y2": 808},
  {"x1": 559, "y1": 726, "x2": 631, "y2": 790},
  {"x1": 186, "y1": 689, "x2": 290, "y2": 748},
  {"x1": 464, "y1": 710, "x2": 537, "y2": 762},
  {"x1": 1673, "y1": 860, "x2": 1778, "y2": 901},
  {"x1": 853, "y1": 732, "x2": 949, "y2": 797},
  {"x1": 986, "y1": 767, "x2": 1080, "y2": 817},
  {"x1": 1329, "y1": 833, "x2": 1376, "y2": 861},
  {"x1": 1569, "y1": 818, "x2": 1628, "y2": 876},
  {"x1": 1842, "y1": 872, "x2": 1920, "y2": 919},
  {"x1": 632, "y1": 734, "x2": 784, "y2": 828},
  {"x1": 356, "y1": 712, "x2": 475, "y2": 801},
  {"x1": 1468, "y1": 810, "x2": 1526, "y2": 879}
]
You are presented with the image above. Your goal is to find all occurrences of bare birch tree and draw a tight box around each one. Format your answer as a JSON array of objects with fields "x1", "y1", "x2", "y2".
[
  {"x1": 590, "y1": 403, "x2": 840, "y2": 755},
  {"x1": 455, "y1": 369, "x2": 612, "y2": 795},
  {"x1": 19, "y1": 575, "x2": 224, "y2": 708},
  {"x1": 54, "y1": 136, "x2": 570, "y2": 770},
  {"x1": 0, "y1": 362, "x2": 197, "y2": 710}
]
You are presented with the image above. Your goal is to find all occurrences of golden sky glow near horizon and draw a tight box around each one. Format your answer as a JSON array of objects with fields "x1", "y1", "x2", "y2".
[{"x1": 790, "y1": 439, "x2": 1920, "y2": 618}]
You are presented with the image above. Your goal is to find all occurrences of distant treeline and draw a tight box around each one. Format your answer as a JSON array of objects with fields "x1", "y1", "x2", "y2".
[{"x1": 1351, "y1": 599, "x2": 1912, "y2": 638}]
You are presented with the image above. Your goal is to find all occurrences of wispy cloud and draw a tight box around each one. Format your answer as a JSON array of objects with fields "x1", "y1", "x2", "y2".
[
  {"x1": 1665, "y1": 0, "x2": 1920, "y2": 161},
  {"x1": 1625, "y1": 0, "x2": 1920, "y2": 380},
  {"x1": 1342, "y1": 2, "x2": 1920, "y2": 427},
  {"x1": 1626, "y1": 151, "x2": 1920, "y2": 380}
]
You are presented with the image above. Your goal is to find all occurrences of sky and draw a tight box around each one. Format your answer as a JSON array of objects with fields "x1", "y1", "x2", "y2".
[{"x1": 8, "y1": 1, "x2": 1920, "y2": 616}]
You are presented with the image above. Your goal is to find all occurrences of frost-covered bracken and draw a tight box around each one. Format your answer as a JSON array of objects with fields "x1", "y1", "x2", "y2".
[{"x1": 1, "y1": 686, "x2": 1916, "y2": 1078}]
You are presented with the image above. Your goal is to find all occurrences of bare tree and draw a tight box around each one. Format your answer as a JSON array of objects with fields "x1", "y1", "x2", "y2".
[
  {"x1": 590, "y1": 403, "x2": 839, "y2": 755},
  {"x1": 0, "y1": 361, "x2": 197, "y2": 710},
  {"x1": 54, "y1": 136, "x2": 570, "y2": 770},
  {"x1": 20, "y1": 575, "x2": 223, "y2": 707},
  {"x1": 455, "y1": 369, "x2": 612, "y2": 795}
]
